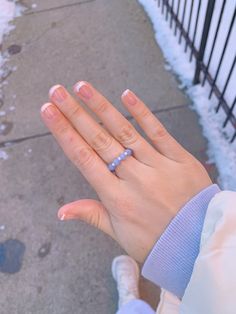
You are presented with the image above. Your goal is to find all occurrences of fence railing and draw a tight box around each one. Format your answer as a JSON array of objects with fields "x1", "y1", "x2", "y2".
[{"x1": 157, "y1": 0, "x2": 236, "y2": 142}]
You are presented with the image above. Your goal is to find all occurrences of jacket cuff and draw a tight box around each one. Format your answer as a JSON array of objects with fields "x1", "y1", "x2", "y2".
[{"x1": 141, "y1": 184, "x2": 221, "y2": 299}]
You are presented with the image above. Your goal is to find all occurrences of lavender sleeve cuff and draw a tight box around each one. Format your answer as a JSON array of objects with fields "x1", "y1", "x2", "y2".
[{"x1": 141, "y1": 184, "x2": 221, "y2": 299}]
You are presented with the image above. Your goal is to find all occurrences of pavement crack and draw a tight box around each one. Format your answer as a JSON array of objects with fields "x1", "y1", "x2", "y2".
[
  {"x1": 0, "y1": 105, "x2": 187, "y2": 149},
  {"x1": 24, "y1": 0, "x2": 95, "y2": 16},
  {"x1": 0, "y1": 132, "x2": 51, "y2": 148},
  {"x1": 151, "y1": 104, "x2": 187, "y2": 115},
  {"x1": 126, "y1": 104, "x2": 187, "y2": 121}
]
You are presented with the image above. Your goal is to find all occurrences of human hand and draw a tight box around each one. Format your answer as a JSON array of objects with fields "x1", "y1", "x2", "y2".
[{"x1": 41, "y1": 82, "x2": 212, "y2": 263}]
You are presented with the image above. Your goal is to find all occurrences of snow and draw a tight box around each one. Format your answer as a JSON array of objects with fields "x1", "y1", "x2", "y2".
[
  {"x1": 0, "y1": 0, "x2": 16, "y2": 78},
  {"x1": 0, "y1": 1, "x2": 24, "y2": 162},
  {"x1": 0, "y1": 1, "x2": 15, "y2": 42},
  {"x1": 0, "y1": 150, "x2": 8, "y2": 160},
  {"x1": 0, "y1": 0, "x2": 24, "y2": 100},
  {"x1": 138, "y1": 0, "x2": 236, "y2": 190},
  {"x1": 0, "y1": 225, "x2": 5, "y2": 231}
]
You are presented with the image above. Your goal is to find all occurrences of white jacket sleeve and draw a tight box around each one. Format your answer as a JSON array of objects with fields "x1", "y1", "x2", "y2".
[{"x1": 180, "y1": 191, "x2": 236, "y2": 314}]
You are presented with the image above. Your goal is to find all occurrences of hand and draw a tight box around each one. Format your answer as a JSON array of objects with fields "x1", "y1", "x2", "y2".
[{"x1": 41, "y1": 81, "x2": 212, "y2": 263}]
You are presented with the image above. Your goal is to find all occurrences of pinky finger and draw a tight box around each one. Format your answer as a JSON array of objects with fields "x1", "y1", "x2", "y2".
[{"x1": 121, "y1": 89, "x2": 191, "y2": 162}]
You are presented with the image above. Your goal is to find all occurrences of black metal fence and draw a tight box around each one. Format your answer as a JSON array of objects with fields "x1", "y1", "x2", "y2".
[{"x1": 157, "y1": 0, "x2": 236, "y2": 142}]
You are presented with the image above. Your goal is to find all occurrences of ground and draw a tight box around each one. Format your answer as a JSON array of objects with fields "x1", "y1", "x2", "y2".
[{"x1": 0, "y1": 0, "x2": 217, "y2": 313}]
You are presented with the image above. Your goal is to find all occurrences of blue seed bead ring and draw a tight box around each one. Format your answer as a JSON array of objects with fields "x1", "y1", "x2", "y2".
[{"x1": 108, "y1": 148, "x2": 133, "y2": 172}]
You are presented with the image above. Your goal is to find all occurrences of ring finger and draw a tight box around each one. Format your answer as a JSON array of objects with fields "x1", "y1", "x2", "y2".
[{"x1": 73, "y1": 81, "x2": 161, "y2": 166}]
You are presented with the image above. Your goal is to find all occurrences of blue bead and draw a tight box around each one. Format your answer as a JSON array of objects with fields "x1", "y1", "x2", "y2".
[
  {"x1": 108, "y1": 148, "x2": 133, "y2": 172},
  {"x1": 113, "y1": 158, "x2": 121, "y2": 166},
  {"x1": 120, "y1": 152, "x2": 126, "y2": 160},
  {"x1": 108, "y1": 163, "x2": 116, "y2": 171},
  {"x1": 125, "y1": 148, "x2": 132, "y2": 156}
]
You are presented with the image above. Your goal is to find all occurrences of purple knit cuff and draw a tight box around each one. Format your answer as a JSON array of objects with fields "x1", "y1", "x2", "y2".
[
  {"x1": 117, "y1": 299, "x2": 155, "y2": 314},
  {"x1": 141, "y1": 184, "x2": 220, "y2": 298}
]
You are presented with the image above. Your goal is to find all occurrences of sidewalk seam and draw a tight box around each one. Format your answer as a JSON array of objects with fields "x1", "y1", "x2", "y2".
[
  {"x1": 24, "y1": 0, "x2": 95, "y2": 16},
  {"x1": 0, "y1": 104, "x2": 187, "y2": 148}
]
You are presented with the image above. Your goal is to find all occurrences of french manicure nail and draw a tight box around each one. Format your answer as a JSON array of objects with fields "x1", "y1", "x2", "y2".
[
  {"x1": 75, "y1": 82, "x2": 93, "y2": 99},
  {"x1": 123, "y1": 89, "x2": 137, "y2": 105},
  {"x1": 49, "y1": 85, "x2": 67, "y2": 103},
  {"x1": 59, "y1": 214, "x2": 66, "y2": 221},
  {"x1": 41, "y1": 103, "x2": 57, "y2": 119}
]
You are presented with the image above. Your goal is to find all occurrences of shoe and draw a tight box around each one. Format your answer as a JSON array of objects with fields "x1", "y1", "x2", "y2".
[{"x1": 112, "y1": 255, "x2": 140, "y2": 308}]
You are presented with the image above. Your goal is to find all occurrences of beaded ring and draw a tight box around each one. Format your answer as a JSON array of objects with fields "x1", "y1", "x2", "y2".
[{"x1": 108, "y1": 148, "x2": 133, "y2": 172}]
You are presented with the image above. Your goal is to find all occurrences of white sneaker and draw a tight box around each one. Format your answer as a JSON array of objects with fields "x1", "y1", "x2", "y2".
[{"x1": 112, "y1": 255, "x2": 140, "y2": 309}]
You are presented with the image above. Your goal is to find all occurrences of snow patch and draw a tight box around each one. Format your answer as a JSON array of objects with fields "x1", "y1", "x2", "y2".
[
  {"x1": 0, "y1": 150, "x2": 9, "y2": 160},
  {"x1": 0, "y1": 0, "x2": 24, "y2": 91},
  {"x1": 138, "y1": 0, "x2": 236, "y2": 190}
]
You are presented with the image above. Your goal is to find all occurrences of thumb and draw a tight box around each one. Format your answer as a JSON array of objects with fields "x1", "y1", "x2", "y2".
[{"x1": 58, "y1": 199, "x2": 114, "y2": 238}]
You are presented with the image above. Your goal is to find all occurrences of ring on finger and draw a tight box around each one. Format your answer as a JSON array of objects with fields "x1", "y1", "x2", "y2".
[{"x1": 108, "y1": 148, "x2": 133, "y2": 172}]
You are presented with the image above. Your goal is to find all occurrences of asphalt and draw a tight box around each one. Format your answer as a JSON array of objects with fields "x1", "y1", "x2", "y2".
[{"x1": 0, "y1": 0, "x2": 217, "y2": 313}]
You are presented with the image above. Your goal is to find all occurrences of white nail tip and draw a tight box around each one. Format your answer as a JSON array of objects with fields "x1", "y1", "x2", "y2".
[
  {"x1": 123, "y1": 89, "x2": 130, "y2": 96},
  {"x1": 75, "y1": 81, "x2": 86, "y2": 93},
  {"x1": 49, "y1": 84, "x2": 61, "y2": 98},
  {"x1": 41, "y1": 103, "x2": 52, "y2": 113},
  {"x1": 60, "y1": 214, "x2": 66, "y2": 221}
]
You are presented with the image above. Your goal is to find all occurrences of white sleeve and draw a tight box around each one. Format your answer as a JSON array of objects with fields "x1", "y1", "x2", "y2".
[{"x1": 180, "y1": 191, "x2": 236, "y2": 314}]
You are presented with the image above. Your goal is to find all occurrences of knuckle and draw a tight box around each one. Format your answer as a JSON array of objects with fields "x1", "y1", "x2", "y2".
[
  {"x1": 88, "y1": 210, "x2": 102, "y2": 229},
  {"x1": 150, "y1": 125, "x2": 168, "y2": 142},
  {"x1": 68, "y1": 106, "x2": 81, "y2": 120},
  {"x1": 95, "y1": 99, "x2": 108, "y2": 114},
  {"x1": 72, "y1": 146, "x2": 95, "y2": 169},
  {"x1": 117, "y1": 124, "x2": 137, "y2": 145},
  {"x1": 136, "y1": 107, "x2": 151, "y2": 120},
  {"x1": 56, "y1": 122, "x2": 70, "y2": 136},
  {"x1": 91, "y1": 131, "x2": 113, "y2": 151}
]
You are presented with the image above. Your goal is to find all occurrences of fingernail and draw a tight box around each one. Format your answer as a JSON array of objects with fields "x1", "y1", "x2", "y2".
[
  {"x1": 49, "y1": 85, "x2": 67, "y2": 103},
  {"x1": 41, "y1": 103, "x2": 58, "y2": 119},
  {"x1": 123, "y1": 89, "x2": 137, "y2": 105},
  {"x1": 59, "y1": 213, "x2": 66, "y2": 221},
  {"x1": 75, "y1": 82, "x2": 93, "y2": 99}
]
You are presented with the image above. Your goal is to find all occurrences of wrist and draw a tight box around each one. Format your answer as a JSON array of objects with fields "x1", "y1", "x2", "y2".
[{"x1": 141, "y1": 184, "x2": 221, "y2": 298}]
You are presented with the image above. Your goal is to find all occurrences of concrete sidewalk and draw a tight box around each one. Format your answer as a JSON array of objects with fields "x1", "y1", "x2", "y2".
[{"x1": 0, "y1": 0, "x2": 217, "y2": 313}]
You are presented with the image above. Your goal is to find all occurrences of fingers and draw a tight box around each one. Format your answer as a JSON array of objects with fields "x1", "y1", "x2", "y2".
[
  {"x1": 58, "y1": 199, "x2": 115, "y2": 239},
  {"x1": 40, "y1": 102, "x2": 118, "y2": 194},
  {"x1": 73, "y1": 81, "x2": 160, "y2": 166},
  {"x1": 121, "y1": 89, "x2": 192, "y2": 162},
  {"x1": 49, "y1": 85, "x2": 141, "y2": 178}
]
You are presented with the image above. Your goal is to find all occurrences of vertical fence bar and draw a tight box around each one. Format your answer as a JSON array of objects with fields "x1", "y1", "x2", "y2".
[
  {"x1": 223, "y1": 96, "x2": 236, "y2": 128},
  {"x1": 165, "y1": 0, "x2": 169, "y2": 20},
  {"x1": 202, "y1": 0, "x2": 227, "y2": 86},
  {"x1": 174, "y1": 0, "x2": 181, "y2": 35},
  {"x1": 216, "y1": 56, "x2": 236, "y2": 112},
  {"x1": 179, "y1": 0, "x2": 187, "y2": 44},
  {"x1": 231, "y1": 130, "x2": 236, "y2": 143},
  {"x1": 185, "y1": 0, "x2": 194, "y2": 52},
  {"x1": 209, "y1": 9, "x2": 236, "y2": 98},
  {"x1": 190, "y1": 0, "x2": 202, "y2": 62},
  {"x1": 170, "y1": 0, "x2": 174, "y2": 28},
  {"x1": 193, "y1": 0, "x2": 216, "y2": 84}
]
